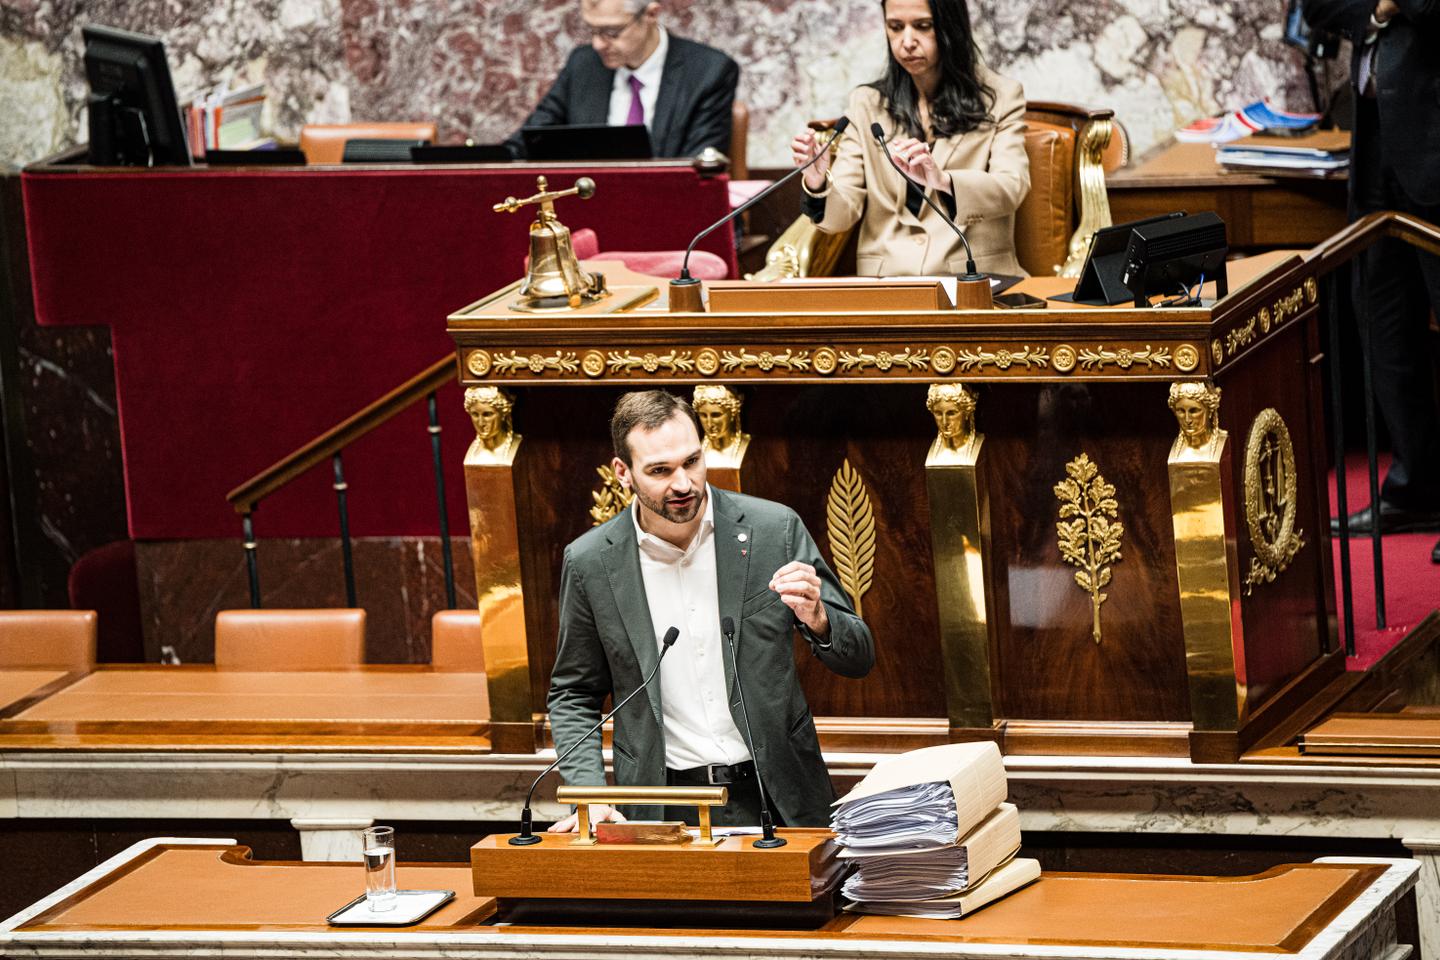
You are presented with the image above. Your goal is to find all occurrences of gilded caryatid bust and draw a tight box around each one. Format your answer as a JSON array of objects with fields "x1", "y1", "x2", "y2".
[
  {"x1": 926, "y1": 383, "x2": 980, "y2": 464},
  {"x1": 1167, "y1": 381, "x2": 1224, "y2": 457},
  {"x1": 693, "y1": 385, "x2": 750, "y2": 467},
  {"x1": 463, "y1": 386, "x2": 520, "y2": 465}
]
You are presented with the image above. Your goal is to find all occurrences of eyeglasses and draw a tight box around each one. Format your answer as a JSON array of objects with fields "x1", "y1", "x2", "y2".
[{"x1": 582, "y1": 9, "x2": 643, "y2": 41}]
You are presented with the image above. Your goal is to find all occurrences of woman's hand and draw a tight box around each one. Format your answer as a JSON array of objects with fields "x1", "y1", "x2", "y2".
[
  {"x1": 888, "y1": 136, "x2": 951, "y2": 194},
  {"x1": 791, "y1": 130, "x2": 830, "y2": 192}
]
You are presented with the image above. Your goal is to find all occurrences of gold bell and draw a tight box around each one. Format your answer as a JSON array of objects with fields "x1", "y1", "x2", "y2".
[{"x1": 494, "y1": 176, "x2": 609, "y2": 311}]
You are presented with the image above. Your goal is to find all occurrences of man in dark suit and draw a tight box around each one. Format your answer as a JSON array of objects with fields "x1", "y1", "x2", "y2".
[
  {"x1": 546, "y1": 390, "x2": 874, "y2": 829},
  {"x1": 507, "y1": 0, "x2": 739, "y2": 159},
  {"x1": 1305, "y1": 0, "x2": 1440, "y2": 562}
]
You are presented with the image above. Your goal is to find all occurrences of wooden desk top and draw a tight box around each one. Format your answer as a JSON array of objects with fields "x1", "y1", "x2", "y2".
[
  {"x1": 1109, "y1": 138, "x2": 1349, "y2": 190},
  {"x1": 1300, "y1": 713, "x2": 1440, "y2": 757},
  {"x1": 9, "y1": 841, "x2": 1402, "y2": 957},
  {"x1": 0, "y1": 669, "x2": 75, "y2": 717},
  {"x1": 0, "y1": 666, "x2": 491, "y2": 751}
]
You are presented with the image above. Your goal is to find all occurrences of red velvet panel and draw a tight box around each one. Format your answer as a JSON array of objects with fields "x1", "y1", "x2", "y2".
[{"x1": 22, "y1": 165, "x2": 736, "y2": 540}]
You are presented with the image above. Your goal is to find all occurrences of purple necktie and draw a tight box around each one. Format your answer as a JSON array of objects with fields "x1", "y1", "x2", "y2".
[{"x1": 626, "y1": 75, "x2": 645, "y2": 126}]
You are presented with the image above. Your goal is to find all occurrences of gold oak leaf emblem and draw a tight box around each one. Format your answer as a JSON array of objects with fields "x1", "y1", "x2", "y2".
[
  {"x1": 1054, "y1": 453, "x2": 1124, "y2": 644},
  {"x1": 825, "y1": 458, "x2": 877, "y2": 617},
  {"x1": 588, "y1": 465, "x2": 633, "y2": 527}
]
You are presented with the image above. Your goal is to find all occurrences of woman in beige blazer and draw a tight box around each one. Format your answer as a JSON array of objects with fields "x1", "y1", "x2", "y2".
[{"x1": 792, "y1": 0, "x2": 1030, "y2": 278}]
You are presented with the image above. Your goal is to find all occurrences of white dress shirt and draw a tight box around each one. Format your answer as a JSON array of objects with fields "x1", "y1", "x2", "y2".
[
  {"x1": 607, "y1": 27, "x2": 668, "y2": 130},
  {"x1": 631, "y1": 485, "x2": 750, "y2": 770}
]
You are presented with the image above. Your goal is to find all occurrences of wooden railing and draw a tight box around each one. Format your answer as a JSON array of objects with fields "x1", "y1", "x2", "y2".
[{"x1": 224, "y1": 354, "x2": 458, "y2": 609}]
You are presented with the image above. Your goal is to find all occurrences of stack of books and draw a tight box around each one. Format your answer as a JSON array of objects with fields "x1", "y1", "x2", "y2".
[
  {"x1": 831, "y1": 742, "x2": 1039, "y2": 919},
  {"x1": 1215, "y1": 129, "x2": 1350, "y2": 178},
  {"x1": 183, "y1": 82, "x2": 270, "y2": 155}
]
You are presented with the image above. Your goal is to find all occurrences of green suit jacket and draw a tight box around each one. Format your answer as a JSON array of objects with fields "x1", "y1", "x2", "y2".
[{"x1": 546, "y1": 486, "x2": 875, "y2": 825}]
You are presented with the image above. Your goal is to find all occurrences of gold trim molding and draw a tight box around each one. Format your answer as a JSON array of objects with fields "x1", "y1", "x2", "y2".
[
  {"x1": 1212, "y1": 280, "x2": 1317, "y2": 371},
  {"x1": 1078, "y1": 344, "x2": 1173, "y2": 371},
  {"x1": 1054, "y1": 453, "x2": 1124, "y2": 644},
  {"x1": 826, "y1": 459, "x2": 877, "y2": 618},
  {"x1": 1241, "y1": 408, "x2": 1306, "y2": 595},
  {"x1": 956, "y1": 345, "x2": 1050, "y2": 372}
]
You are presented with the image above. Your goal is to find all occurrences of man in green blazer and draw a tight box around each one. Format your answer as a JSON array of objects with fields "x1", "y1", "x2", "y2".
[{"x1": 547, "y1": 390, "x2": 875, "y2": 828}]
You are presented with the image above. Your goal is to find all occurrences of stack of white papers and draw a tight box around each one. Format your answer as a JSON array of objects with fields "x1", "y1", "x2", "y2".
[
  {"x1": 841, "y1": 803, "x2": 1021, "y2": 901},
  {"x1": 832, "y1": 780, "x2": 958, "y2": 850},
  {"x1": 831, "y1": 743, "x2": 1038, "y2": 919}
]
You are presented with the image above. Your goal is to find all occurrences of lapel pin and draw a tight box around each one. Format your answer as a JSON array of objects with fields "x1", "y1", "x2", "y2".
[{"x1": 737, "y1": 533, "x2": 748, "y2": 542}]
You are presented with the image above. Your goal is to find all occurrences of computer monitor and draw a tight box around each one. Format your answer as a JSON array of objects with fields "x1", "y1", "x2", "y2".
[
  {"x1": 82, "y1": 25, "x2": 192, "y2": 166},
  {"x1": 521, "y1": 124, "x2": 653, "y2": 161}
]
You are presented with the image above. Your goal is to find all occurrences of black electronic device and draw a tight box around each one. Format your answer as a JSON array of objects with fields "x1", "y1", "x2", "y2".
[
  {"x1": 82, "y1": 25, "x2": 192, "y2": 167},
  {"x1": 410, "y1": 144, "x2": 512, "y2": 164},
  {"x1": 1121, "y1": 211, "x2": 1229, "y2": 307},
  {"x1": 204, "y1": 148, "x2": 306, "y2": 166},
  {"x1": 342, "y1": 138, "x2": 431, "y2": 163},
  {"x1": 994, "y1": 291, "x2": 1047, "y2": 310},
  {"x1": 521, "y1": 124, "x2": 653, "y2": 161},
  {"x1": 1052, "y1": 212, "x2": 1186, "y2": 305}
]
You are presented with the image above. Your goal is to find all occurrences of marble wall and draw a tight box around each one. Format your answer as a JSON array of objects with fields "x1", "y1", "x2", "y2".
[{"x1": 1, "y1": 0, "x2": 1315, "y2": 169}]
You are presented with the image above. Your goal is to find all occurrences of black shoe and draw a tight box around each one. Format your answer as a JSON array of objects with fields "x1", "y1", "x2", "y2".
[
  {"x1": 1331, "y1": 500, "x2": 1440, "y2": 535},
  {"x1": 1433, "y1": 538, "x2": 1440, "y2": 564}
]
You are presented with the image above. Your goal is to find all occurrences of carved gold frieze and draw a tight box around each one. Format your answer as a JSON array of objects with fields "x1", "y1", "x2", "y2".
[
  {"x1": 956, "y1": 345, "x2": 1050, "y2": 372},
  {"x1": 1175, "y1": 344, "x2": 1200, "y2": 372},
  {"x1": 589, "y1": 464, "x2": 633, "y2": 526},
  {"x1": 467, "y1": 349, "x2": 492, "y2": 377},
  {"x1": 1078, "y1": 344, "x2": 1172, "y2": 371},
  {"x1": 1241, "y1": 408, "x2": 1306, "y2": 595},
  {"x1": 1213, "y1": 282, "x2": 1315, "y2": 370},
  {"x1": 491, "y1": 350, "x2": 582, "y2": 376},
  {"x1": 838, "y1": 348, "x2": 930, "y2": 373},
  {"x1": 695, "y1": 348, "x2": 721, "y2": 376},
  {"x1": 931, "y1": 346, "x2": 957, "y2": 374},
  {"x1": 721, "y1": 348, "x2": 812, "y2": 373},
  {"x1": 1053, "y1": 345, "x2": 1077, "y2": 374},
  {"x1": 605, "y1": 350, "x2": 697, "y2": 375},
  {"x1": 826, "y1": 459, "x2": 876, "y2": 617},
  {"x1": 814, "y1": 347, "x2": 839, "y2": 375},
  {"x1": 1054, "y1": 453, "x2": 1124, "y2": 644}
]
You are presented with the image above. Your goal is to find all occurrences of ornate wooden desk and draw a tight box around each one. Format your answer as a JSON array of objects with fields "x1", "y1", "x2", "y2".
[
  {"x1": 447, "y1": 253, "x2": 1341, "y2": 764},
  {"x1": 0, "y1": 837, "x2": 1417, "y2": 959}
]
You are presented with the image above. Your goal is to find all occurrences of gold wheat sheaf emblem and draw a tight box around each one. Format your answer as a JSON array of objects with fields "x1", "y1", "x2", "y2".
[
  {"x1": 825, "y1": 459, "x2": 876, "y2": 617},
  {"x1": 1054, "y1": 453, "x2": 1124, "y2": 644}
]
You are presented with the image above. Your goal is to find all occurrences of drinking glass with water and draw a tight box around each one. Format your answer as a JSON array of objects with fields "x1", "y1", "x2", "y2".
[{"x1": 362, "y1": 825, "x2": 397, "y2": 911}]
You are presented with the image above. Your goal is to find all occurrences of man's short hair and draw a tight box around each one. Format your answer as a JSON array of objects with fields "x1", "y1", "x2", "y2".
[{"x1": 611, "y1": 390, "x2": 702, "y2": 465}]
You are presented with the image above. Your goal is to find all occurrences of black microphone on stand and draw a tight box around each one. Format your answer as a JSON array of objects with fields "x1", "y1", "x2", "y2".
[
  {"x1": 719, "y1": 615, "x2": 785, "y2": 849},
  {"x1": 669, "y1": 117, "x2": 852, "y2": 310},
  {"x1": 869, "y1": 121, "x2": 984, "y2": 283},
  {"x1": 509, "y1": 625, "x2": 679, "y2": 846}
]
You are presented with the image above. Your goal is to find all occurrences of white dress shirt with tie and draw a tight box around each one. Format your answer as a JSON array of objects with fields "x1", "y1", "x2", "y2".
[
  {"x1": 630, "y1": 484, "x2": 751, "y2": 771},
  {"x1": 607, "y1": 26, "x2": 668, "y2": 129}
]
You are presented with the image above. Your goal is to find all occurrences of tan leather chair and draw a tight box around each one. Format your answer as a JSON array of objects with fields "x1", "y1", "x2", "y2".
[
  {"x1": 430, "y1": 609, "x2": 484, "y2": 671},
  {"x1": 213, "y1": 608, "x2": 366, "y2": 669},
  {"x1": 298, "y1": 122, "x2": 438, "y2": 165},
  {"x1": 0, "y1": 610, "x2": 97, "y2": 670},
  {"x1": 751, "y1": 102, "x2": 1123, "y2": 281},
  {"x1": 730, "y1": 101, "x2": 749, "y2": 181}
]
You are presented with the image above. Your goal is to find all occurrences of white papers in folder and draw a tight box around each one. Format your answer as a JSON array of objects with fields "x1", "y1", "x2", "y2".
[
  {"x1": 832, "y1": 780, "x2": 958, "y2": 850},
  {"x1": 843, "y1": 857, "x2": 1042, "y2": 919},
  {"x1": 840, "y1": 803, "x2": 1022, "y2": 901},
  {"x1": 831, "y1": 741, "x2": 1007, "y2": 846}
]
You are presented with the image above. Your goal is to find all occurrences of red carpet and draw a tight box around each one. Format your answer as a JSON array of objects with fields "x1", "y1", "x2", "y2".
[{"x1": 1328, "y1": 454, "x2": 1440, "y2": 670}]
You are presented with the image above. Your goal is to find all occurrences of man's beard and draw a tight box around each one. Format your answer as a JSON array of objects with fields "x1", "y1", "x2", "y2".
[{"x1": 633, "y1": 484, "x2": 704, "y2": 525}]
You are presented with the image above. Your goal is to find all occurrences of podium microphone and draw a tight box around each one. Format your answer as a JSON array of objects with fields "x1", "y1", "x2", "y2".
[
  {"x1": 719, "y1": 616, "x2": 786, "y2": 849},
  {"x1": 509, "y1": 625, "x2": 679, "y2": 846},
  {"x1": 869, "y1": 121, "x2": 985, "y2": 284},
  {"x1": 670, "y1": 116, "x2": 852, "y2": 312}
]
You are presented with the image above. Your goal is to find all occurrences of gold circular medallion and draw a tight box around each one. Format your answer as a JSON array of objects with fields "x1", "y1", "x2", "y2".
[
  {"x1": 931, "y1": 345, "x2": 956, "y2": 374},
  {"x1": 695, "y1": 348, "x2": 720, "y2": 376},
  {"x1": 813, "y1": 347, "x2": 838, "y2": 376},
  {"x1": 581, "y1": 351, "x2": 605, "y2": 378},
  {"x1": 1259, "y1": 308, "x2": 1272, "y2": 333},
  {"x1": 1211, "y1": 341, "x2": 1224, "y2": 366},
  {"x1": 466, "y1": 349, "x2": 492, "y2": 377},
  {"x1": 1304, "y1": 276, "x2": 1317, "y2": 303},
  {"x1": 1175, "y1": 344, "x2": 1199, "y2": 372},
  {"x1": 1052, "y1": 344, "x2": 1077, "y2": 374}
]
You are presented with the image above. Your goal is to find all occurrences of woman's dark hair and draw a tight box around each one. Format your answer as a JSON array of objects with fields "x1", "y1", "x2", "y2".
[{"x1": 868, "y1": 0, "x2": 995, "y2": 140}]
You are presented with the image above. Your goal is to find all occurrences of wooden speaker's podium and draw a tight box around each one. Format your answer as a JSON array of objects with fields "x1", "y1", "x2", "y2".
[{"x1": 470, "y1": 829, "x2": 843, "y2": 927}]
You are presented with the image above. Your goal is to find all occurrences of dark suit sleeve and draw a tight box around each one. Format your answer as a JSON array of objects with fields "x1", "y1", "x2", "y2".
[
  {"x1": 673, "y1": 54, "x2": 740, "y2": 157},
  {"x1": 1301, "y1": 0, "x2": 1373, "y2": 38},
  {"x1": 505, "y1": 50, "x2": 583, "y2": 158},
  {"x1": 1393, "y1": 0, "x2": 1439, "y2": 21},
  {"x1": 545, "y1": 545, "x2": 611, "y2": 787},
  {"x1": 785, "y1": 512, "x2": 875, "y2": 679}
]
